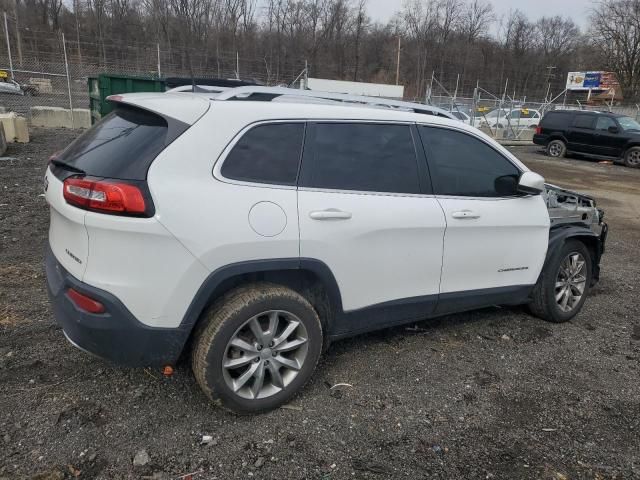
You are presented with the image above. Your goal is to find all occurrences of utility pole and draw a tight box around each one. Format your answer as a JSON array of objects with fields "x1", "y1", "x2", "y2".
[
  {"x1": 3, "y1": 12, "x2": 13, "y2": 79},
  {"x1": 395, "y1": 35, "x2": 401, "y2": 86},
  {"x1": 74, "y1": 0, "x2": 83, "y2": 70},
  {"x1": 12, "y1": 0, "x2": 21, "y2": 66},
  {"x1": 544, "y1": 65, "x2": 557, "y2": 83}
]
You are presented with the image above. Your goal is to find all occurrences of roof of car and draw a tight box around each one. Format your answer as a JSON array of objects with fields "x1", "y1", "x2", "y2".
[
  {"x1": 111, "y1": 91, "x2": 529, "y2": 172},
  {"x1": 548, "y1": 109, "x2": 617, "y2": 117},
  {"x1": 113, "y1": 90, "x2": 461, "y2": 126}
]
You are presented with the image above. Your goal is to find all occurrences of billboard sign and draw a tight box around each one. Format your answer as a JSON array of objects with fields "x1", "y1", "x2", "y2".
[{"x1": 566, "y1": 71, "x2": 618, "y2": 91}]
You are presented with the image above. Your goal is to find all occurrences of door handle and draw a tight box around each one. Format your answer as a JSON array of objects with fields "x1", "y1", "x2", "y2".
[
  {"x1": 451, "y1": 210, "x2": 480, "y2": 219},
  {"x1": 309, "y1": 209, "x2": 352, "y2": 220}
]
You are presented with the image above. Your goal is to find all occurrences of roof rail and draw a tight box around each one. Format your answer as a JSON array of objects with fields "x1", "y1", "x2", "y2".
[{"x1": 213, "y1": 86, "x2": 456, "y2": 119}]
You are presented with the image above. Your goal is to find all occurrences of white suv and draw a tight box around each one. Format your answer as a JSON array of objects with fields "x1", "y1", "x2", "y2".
[{"x1": 45, "y1": 87, "x2": 607, "y2": 413}]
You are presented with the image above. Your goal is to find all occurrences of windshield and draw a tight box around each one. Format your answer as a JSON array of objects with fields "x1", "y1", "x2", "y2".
[{"x1": 617, "y1": 116, "x2": 640, "y2": 131}]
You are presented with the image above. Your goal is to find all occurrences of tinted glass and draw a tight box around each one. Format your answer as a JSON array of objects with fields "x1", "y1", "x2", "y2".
[
  {"x1": 596, "y1": 116, "x2": 617, "y2": 131},
  {"x1": 57, "y1": 105, "x2": 172, "y2": 180},
  {"x1": 542, "y1": 111, "x2": 572, "y2": 129},
  {"x1": 452, "y1": 112, "x2": 466, "y2": 120},
  {"x1": 221, "y1": 123, "x2": 304, "y2": 185},
  {"x1": 306, "y1": 123, "x2": 420, "y2": 194},
  {"x1": 420, "y1": 127, "x2": 521, "y2": 197},
  {"x1": 573, "y1": 114, "x2": 595, "y2": 129}
]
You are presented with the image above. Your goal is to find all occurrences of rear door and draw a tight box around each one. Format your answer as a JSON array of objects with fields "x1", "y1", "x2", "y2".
[
  {"x1": 297, "y1": 122, "x2": 446, "y2": 329},
  {"x1": 567, "y1": 113, "x2": 596, "y2": 152},
  {"x1": 419, "y1": 126, "x2": 549, "y2": 312}
]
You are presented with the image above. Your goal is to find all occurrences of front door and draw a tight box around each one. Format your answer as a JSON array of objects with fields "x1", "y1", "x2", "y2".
[
  {"x1": 297, "y1": 122, "x2": 446, "y2": 331},
  {"x1": 593, "y1": 116, "x2": 627, "y2": 157},
  {"x1": 418, "y1": 125, "x2": 550, "y2": 313}
]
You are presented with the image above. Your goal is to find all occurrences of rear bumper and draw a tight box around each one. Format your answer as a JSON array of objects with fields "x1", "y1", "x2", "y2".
[
  {"x1": 45, "y1": 244, "x2": 188, "y2": 367},
  {"x1": 533, "y1": 134, "x2": 547, "y2": 146}
]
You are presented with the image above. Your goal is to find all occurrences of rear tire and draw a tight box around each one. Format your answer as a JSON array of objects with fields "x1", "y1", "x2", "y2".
[
  {"x1": 191, "y1": 283, "x2": 323, "y2": 414},
  {"x1": 529, "y1": 240, "x2": 592, "y2": 323},
  {"x1": 547, "y1": 139, "x2": 566, "y2": 158},
  {"x1": 623, "y1": 146, "x2": 640, "y2": 168}
]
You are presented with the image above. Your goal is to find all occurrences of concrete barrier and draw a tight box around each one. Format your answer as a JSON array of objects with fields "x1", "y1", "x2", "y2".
[
  {"x1": 28, "y1": 78, "x2": 53, "y2": 94},
  {"x1": 478, "y1": 126, "x2": 534, "y2": 144},
  {"x1": 0, "y1": 123, "x2": 7, "y2": 155},
  {"x1": 30, "y1": 106, "x2": 91, "y2": 129},
  {"x1": 0, "y1": 112, "x2": 29, "y2": 143}
]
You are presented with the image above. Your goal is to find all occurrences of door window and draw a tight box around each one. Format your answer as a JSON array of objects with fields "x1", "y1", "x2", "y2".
[
  {"x1": 419, "y1": 126, "x2": 521, "y2": 197},
  {"x1": 573, "y1": 114, "x2": 595, "y2": 129},
  {"x1": 221, "y1": 123, "x2": 304, "y2": 185},
  {"x1": 302, "y1": 123, "x2": 421, "y2": 194},
  {"x1": 595, "y1": 116, "x2": 617, "y2": 131}
]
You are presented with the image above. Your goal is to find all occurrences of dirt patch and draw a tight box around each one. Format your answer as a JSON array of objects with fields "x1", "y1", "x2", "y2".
[{"x1": 0, "y1": 131, "x2": 639, "y2": 479}]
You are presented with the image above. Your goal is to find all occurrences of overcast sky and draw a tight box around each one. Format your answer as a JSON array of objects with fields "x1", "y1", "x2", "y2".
[{"x1": 367, "y1": 0, "x2": 592, "y2": 30}]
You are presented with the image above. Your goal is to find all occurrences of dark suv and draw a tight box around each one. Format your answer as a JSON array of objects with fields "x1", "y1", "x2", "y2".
[{"x1": 533, "y1": 110, "x2": 640, "y2": 168}]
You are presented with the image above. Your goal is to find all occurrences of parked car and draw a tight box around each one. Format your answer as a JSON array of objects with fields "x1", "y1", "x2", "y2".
[
  {"x1": 0, "y1": 77, "x2": 39, "y2": 96},
  {"x1": 45, "y1": 87, "x2": 607, "y2": 414},
  {"x1": 479, "y1": 108, "x2": 541, "y2": 129},
  {"x1": 449, "y1": 110, "x2": 472, "y2": 125},
  {"x1": 533, "y1": 110, "x2": 640, "y2": 168}
]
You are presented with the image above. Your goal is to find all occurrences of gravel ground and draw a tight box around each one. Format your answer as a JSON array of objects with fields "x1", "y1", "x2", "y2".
[{"x1": 1, "y1": 129, "x2": 639, "y2": 480}]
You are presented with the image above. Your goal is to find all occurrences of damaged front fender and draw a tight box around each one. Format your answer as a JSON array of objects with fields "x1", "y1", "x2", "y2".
[{"x1": 543, "y1": 184, "x2": 608, "y2": 285}]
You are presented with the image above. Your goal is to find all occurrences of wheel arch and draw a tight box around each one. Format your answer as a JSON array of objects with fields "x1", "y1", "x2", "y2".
[
  {"x1": 546, "y1": 225, "x2": 603, "y2": 285},
  {"x1": 547, "y1": 134, "x2": 567, "y2": 145},
  {"x1": 180, "y1": 258, "x2": 344, "y2": 350},
  {"x1": 623, "y1": 142, "x2": 640, "y2": 155}
]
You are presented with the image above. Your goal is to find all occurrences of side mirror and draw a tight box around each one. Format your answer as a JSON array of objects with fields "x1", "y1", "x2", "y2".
[
  {"x1": 608, "y1": 125, "x2": 619, "y2": 134},
  {"x1": 517, "y1": 171, "x2": 545, "y2": 195}
]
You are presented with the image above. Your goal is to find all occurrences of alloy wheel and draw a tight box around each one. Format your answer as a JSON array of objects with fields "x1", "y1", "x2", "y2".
[
  {"x1": 555, "y1": 252, "x2": 587, "y2": 313},
  {"x1": 222, "y1": 310, "x2": 309, "y2": 400},
  {"x1": 626, "y1": 149, "x2": 640, "y2": 167},
  {"x1": 549, "y1": 142, "x2": 563, "y2": 157}
]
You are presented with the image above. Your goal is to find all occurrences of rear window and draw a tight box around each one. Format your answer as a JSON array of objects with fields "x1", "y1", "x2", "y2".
[
  {"x1": 57, "y1": 105, "x2": 181, "y2": 180},
  {"x1": 542, "y1": 111, "x2": 572, "y2": 129}
]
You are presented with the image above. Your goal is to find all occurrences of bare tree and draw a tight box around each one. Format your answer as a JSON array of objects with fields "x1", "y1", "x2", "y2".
[
  {"x1": 535, "y1": 16, "x2": 579, "y2": 59},
  {"x1": 353, "y1": 0, "x2": 367, "y2": 81},
  {"x1": 590, "y1": 0, "x2": 640, "y2": 100},
  {"x1": 459, "y1": 0, "x2": 493, "y2": 44}
]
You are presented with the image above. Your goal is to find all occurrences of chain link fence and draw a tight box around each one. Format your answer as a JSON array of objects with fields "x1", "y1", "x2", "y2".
[
  {"x1": 424, "y1": 73, "x2": 640, "y2": 141},
  {"x1": 2, "y1": 15, "x2": 640, "y2": 137},
  {"x1": 0, "y1": 18, "x2": 307, "y2": 129}
]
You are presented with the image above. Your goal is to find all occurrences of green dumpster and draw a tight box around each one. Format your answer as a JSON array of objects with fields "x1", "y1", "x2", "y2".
[{"x1": 88, "y1": 74, "x2": 165, "y2": 124}]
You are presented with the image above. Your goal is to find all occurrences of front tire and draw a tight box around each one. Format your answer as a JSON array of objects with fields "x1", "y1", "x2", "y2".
[
  {"x1": 623, "y1": 146, "x2": 640, "y2": 168},
  {"x1": 191, "y1": 283, "x2": 323, "y2": 414},
  {"x1": 547, "y1": 139, "x2": 567, "y2": 158},
  {"x1": 529, "y1": 240, "x2": 592, "y2": 323}
]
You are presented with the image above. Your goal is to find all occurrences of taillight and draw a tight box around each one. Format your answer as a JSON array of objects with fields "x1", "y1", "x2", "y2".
[
  {"x1": 67, "y1": 288, "x2": 105, "y2": 314},
  {"x1": 63, "y1": 177, "x2": 147, "y2": 216},
  {"x1": 535, "y1": 125, "x2": 542, "y2": 135}
]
